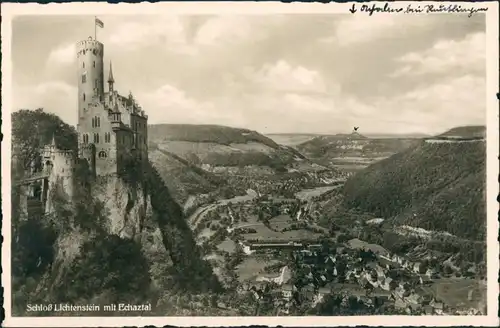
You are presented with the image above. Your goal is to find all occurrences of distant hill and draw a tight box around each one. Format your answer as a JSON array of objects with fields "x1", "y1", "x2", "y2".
[
  {"x1": 340, "y1": 127, "x2": 486, "y2": 240},
  {"x1": 436, "y1": 125, "x2": 486, "y2": 139},
  {"x1": 149, "y1": 124, "x2": 280, "y2": 148},
  {"x1": 296, "y1": 134, "x2": 419, "y2": 171},
  {"x1": 364, "y1": 133, "x2": 429, "y2": 139},
  {"x1": 265, "y1": 134, "x2": 319, "y2": 146},
  {"x1": 148, "y1": 124, "x2": 313, "y2": 174}
]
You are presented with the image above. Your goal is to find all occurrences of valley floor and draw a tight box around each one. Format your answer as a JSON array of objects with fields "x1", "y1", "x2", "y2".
[{"x1": 183, "y1": 170, "x2": 486, "y2": 316}]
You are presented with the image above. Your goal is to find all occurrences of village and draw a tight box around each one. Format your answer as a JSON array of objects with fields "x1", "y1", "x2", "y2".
[
  {"x1": 189, "y1": 183, "x2": 485, "y2": 316},
  {"x1": 236, "y1": 240, "x2": 485, "y2": 316}
]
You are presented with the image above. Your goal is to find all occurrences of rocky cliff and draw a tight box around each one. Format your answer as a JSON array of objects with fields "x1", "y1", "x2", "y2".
[{"x1": 11, "y1": 110, "x2": 220, "y2": 316}]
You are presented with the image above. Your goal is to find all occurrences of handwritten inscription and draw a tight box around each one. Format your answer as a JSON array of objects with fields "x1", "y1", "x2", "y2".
[{"x1": 351, "y1": 3, "x2": 488, "y2": 18}]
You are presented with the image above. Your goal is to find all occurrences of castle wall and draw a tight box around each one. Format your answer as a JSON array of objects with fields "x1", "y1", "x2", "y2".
[
  {"x1": 130, "y1": 113, "x2": 148, "y2": 162},
  {"x1": 79, "y1": 143, "x2": 96, "y2": 176},
  {"x1": 43, "y1": 149, "x2": 76, "y2": 214},
  {"x1": 78, "y1": 102, "x2": 120, "y2": 176},
  {"x1": 115, "y1": 128, "x2": 134, "y2": 172}
]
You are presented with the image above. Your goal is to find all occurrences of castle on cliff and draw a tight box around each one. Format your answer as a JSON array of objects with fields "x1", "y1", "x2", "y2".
[
  {"x1": 76, "y1": 36, "x2": 148, "y2": 176},
  {"x1": 18, "y1": 36, "x2": 149, "y2": 216},
  {"x1": 43, "y1": 36, "x2": 149, "y2": 177}
]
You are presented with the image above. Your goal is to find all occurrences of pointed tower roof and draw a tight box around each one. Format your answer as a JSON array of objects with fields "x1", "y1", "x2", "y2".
[
  {"x1": 50, "y1": 133, "x2": 57, "y2": 147},
  {"x1": 108, "y1": 61, "x2": 115, "y2": 84}
]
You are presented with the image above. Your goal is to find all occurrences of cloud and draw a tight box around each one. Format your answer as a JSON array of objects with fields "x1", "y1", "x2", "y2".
[
  {"x1": 105, "y1": 15, "x2": 282, "y2": 57},
  {"x1": 371, "y1": 74, "x2": 486, "y2": 134},
  {"x1": 244, "y1": 60, "x2": 335, "y2": 95},
  {"x1": 326, "y1": 14, "x2": 429, "y2": 47},
  {"x1": 107, "y1": 17, "x2": 195, "y2": 55},
  {"x1": 194, "y1": 16, "x2": 253, "y2": 47},
  {"x1": 391, "y1": 32, "x2": 486, "y2": 77},
  {"x1": 46, "y1": 43, "x2": 75, "y2": 66},
  {"x1": 244, "y1": 73, "x2": 486, "y2": 134},
  {"x1": 136, "y1": 84, "x2": 241, "y2": 126},
  {"x1": 13, "y1": 81, "x2": 78, "y2": 125}
]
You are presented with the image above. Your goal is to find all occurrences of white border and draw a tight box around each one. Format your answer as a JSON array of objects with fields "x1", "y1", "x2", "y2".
[{"x1": 1, "y1": 2, "x2": 499, "y2": 327}]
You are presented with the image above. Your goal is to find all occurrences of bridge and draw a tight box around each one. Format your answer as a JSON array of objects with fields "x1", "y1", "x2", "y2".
[
  {"x1": 13, "y1": 171, "x2": 51, "y2": 218},
  {"x1": 13, "y1": 172, "x2": 50, "y2": 186}
]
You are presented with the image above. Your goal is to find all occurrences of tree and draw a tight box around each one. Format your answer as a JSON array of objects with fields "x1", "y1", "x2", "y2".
[
  {"x1": 12, "y1": 109, "x2": 77, "y2": 179},
  {"x1": 337, "y1": 233, "x2": 351, "y2": 243},
  {"x1": 443, "y1": 265, "x2": 453, "y2": 275}
]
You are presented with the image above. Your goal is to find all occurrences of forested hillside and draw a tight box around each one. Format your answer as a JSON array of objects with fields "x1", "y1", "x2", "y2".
[
  {"x1": 148, "y1": 123, "x2": 306, "y2": 173},
  {"x1": 341, "y1": 139, "x2": 486, "y2": 240}
]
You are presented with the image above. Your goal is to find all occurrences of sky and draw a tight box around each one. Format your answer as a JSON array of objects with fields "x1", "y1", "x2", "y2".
[{"x1": 11, "y1": 14, "x2": 486, "y2": 135}]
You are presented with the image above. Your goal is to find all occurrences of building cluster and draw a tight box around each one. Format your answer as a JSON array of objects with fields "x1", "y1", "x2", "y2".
[
  {"x1": 236, "y1": 242, "x2": 483, "y2": 315},
  {"x1": 225, "y1": 170, "x2": 348, "y2": 199}
]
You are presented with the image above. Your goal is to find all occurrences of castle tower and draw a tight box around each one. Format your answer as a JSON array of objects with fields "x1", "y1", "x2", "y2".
[{"x1": 76, "y1": 36, "x2": 104, "y2": 123}]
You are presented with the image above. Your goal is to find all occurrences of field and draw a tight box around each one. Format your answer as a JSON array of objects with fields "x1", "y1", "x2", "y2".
[
  {"x1": 217, "y1": 238, "x2": 237, "y2": 253},
  {"x1": 347, "y1": 238, "x2": 390, "y2": 256},
  {"x1": 240, "y1": 214, "x2": 323, "y2": 242},
  {"x1": 295, "y1": 186, "x2": 339, "y2": 201},
  {"x1": 421, "y1": 278, "x2": 487, "y2": 310},
  {"x1": 236, "y1": 256, "x2": 281, "y2": 282}
]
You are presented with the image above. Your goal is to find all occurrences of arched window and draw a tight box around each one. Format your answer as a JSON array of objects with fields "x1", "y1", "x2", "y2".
[
  {"x1": 83, "y1": 134, "x2": 88, "y2": 144},
  {"x1": 83, "y1": 93, "x2": 86, "y2": 101},
  {"x1": 98, "y1": 151, "x2": 107, "y2": 158},
  {"x1": 97, "y1": 116, "x2": 100, "y2": 127},
  {"x1": 93, "y1": 61, "x2": 96, "y2": 68},
  {"x1": 94, "y1": 133, "x2": 100, "y2": 143},
  {"x1": 91, "y1": 117, "x2": 95, "y2": 128}
]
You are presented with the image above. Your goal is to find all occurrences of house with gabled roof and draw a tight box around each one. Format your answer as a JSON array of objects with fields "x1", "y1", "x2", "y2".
[{"x1": 381, "y1": 277, "x2": 398, "y2": 291}]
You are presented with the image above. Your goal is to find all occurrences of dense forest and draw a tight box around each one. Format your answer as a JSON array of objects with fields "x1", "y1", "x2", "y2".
[{"x1": 340, "y1": 140, "x2": 486, "y2": 241}]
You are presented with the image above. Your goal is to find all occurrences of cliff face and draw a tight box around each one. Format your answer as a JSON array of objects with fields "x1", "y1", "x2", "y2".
[
  {"x1": 11, "y1": 110, "x2": 220, "y2": 316},
  {"x1": 14, "y1": 166, "x2": 219, "y2": 315},
  {"x1": 93, "y1": 175, "x2": 150, "y2": 240}
]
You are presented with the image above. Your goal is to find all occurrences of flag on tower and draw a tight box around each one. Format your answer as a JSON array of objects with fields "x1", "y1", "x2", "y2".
[{"x1": 95, "y1": 17, "x2": 104, "y2": 28}]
